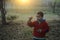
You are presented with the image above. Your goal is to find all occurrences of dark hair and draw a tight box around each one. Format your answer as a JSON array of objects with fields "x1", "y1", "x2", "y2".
[{"x1": 37, "y1": 11, "x2": 44, "y2": 17}]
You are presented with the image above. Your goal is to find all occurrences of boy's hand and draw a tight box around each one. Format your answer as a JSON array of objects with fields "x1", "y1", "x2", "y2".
[
  {"x1": 28, "y1": 17, "x2": 33, "y2": 23},
  {"x1": 29, "y1": 17, "x2": 33, "y2": 21}
]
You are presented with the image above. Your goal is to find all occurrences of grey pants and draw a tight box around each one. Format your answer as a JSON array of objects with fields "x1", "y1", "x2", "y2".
[{"x1": 33, "y1": 37, "x2": 46, "y2": 40}]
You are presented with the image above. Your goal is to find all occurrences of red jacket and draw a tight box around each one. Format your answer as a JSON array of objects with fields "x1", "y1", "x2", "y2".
[{"x1": 27, "y1": 21, "x2": 49, "y2": 38}]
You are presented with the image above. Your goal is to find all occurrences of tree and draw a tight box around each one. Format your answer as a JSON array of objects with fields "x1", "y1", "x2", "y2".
[
  {"x1": 49, "y1": 0, "x2": 56, "y2": 13},
  {"x1": 0, "y1": 0, "x2": 6, "y2": 25},
  {"x1": 53, "y1": 0, "x2": 56, "y2": 13}
]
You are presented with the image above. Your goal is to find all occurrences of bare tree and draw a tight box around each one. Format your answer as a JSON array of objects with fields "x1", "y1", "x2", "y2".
[
  {"x1": 0, "y1": 0, "x2": 6, "y2": 25},
  {"x1": 49, "y1": 0, "x2": 56, "y2": 13},
  {"x1": 53, "y1": 0, "x2": 56, "y2": 13}
]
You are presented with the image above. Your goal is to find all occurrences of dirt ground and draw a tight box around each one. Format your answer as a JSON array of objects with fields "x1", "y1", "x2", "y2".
[{"x1": 0, "y1": 20, "x2": 60, "y2": 40}]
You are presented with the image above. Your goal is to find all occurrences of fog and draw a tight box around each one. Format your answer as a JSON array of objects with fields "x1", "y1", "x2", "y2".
[{"x1": 4, "y1": 0, "x2": 60, "y2": 21}]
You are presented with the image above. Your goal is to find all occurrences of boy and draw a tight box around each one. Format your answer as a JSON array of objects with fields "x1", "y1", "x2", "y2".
[{"x1": 27, "y1": 11, "x2": 49, "y2": 40}]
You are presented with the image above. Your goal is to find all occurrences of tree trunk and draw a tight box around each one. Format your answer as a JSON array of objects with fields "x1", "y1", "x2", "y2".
[
  {"x1": 53, "y1": 0, "x2": 56, "y2": 13},
  {"x1": 1, "y1": 8, "x2": 6, "y2": 25},
  {"x1": 0, "y1": 0, "x2": 6, "y2": 25}
]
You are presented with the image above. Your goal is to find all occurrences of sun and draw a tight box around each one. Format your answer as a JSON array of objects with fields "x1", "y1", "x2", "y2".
[
  {"x1": 17, "y1": 0, "x2": 30, "y2": 5},
  {"x1": 21, "y1": 0, "x2": 29, "y2": 3},
  {"x1": 20, "y1": 0, "x2": 30, "y2": 5}
]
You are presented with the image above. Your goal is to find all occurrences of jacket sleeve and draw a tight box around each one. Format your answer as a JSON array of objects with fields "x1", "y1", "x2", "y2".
[
  {"x1": 27, "y1": 21, "x2": 35, "y2": 27},
  {"x1": 42, "y1": 22, "x2": 49, "y2": 33}
]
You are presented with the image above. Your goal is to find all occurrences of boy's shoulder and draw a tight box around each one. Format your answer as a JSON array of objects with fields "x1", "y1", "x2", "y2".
[{"x1": 43, "y1": 21, "x2": 48, "y2": 25}]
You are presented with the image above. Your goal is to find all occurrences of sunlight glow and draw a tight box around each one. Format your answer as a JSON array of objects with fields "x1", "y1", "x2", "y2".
[
  {"x1": 14, "y1": 0, "x2": 31, "y2": 6},
  {"x1": 21, "y1": 0, "x2": 29, "y2": 3},
  {"x1": 9, "y1": 0, "x2": 42, "y2": 9}
]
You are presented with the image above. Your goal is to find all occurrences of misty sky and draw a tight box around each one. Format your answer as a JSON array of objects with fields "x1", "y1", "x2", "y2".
[
  {"x1": 5, "y1": 0, "x2": 60, "y2": 9},
  {"x1": 5, "y1": 0, "x2": 60, "y2": 21},
  {"x1": 6, "y1": 0, "x2": 53, "y2": 9}
]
